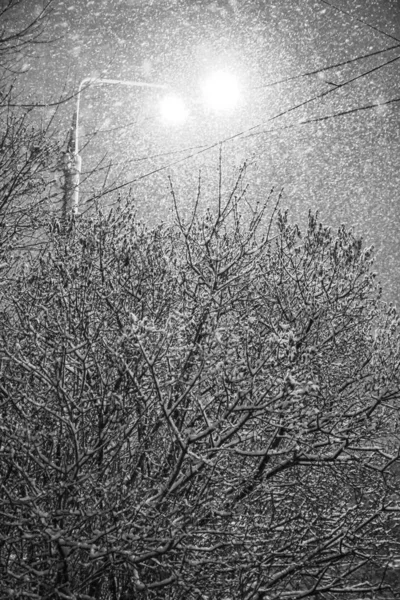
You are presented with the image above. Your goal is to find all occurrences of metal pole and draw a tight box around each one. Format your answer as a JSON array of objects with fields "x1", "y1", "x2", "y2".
[{"x1": 63, "y1": 78, "x2": 169, "y2": 217}]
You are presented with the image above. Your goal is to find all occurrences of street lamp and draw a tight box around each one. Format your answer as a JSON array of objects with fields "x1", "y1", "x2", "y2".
[
  {"x1": 63, "y1": 77, "x2": 172, "y2": 216},
  {"x1": 159, "y1": 93, "x2": 189, "y2": 125},
  {"x1": 201, "y1": 71, "x2": 241, "y2": 112},
  {"x1": 62, "y1": 72, "x2": 241, "y2": 218}
]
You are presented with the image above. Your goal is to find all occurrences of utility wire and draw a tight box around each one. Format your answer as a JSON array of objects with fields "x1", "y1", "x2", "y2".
[
  {"x1": 163, "y1": 52, "x2": 400, "y2": 164},
  {"x1": 248, "y1": 53, "x2": 400, "y2": 131},
  {"x1": 318, "y1": 0, "x2": 400, "y2": 44},
  {"x1": 252, "y1": 43, "x2": 400, "y2": 89},
  {"x1": 98, "y1": 52, "x2": 400, "y2": 197},
  {"x1": 90, "y1": 50, "x2": 400, "y2": 175},
  {"x1": 96, "y1": 94, "x2": 399, "y2": 201},
  {"x1": 79, "y1": 12, "x2": 400, "y2": 201},
  {"x1": 243, "y1": 96, "x2": 400, "y2": 140},
  {"x1": 92, "y1": 143, "x2": 210, "y2": 174},
  {"x1": 82, "y1": 43, "x2": 400, "y2": 171},
  {"x1": 3, "y1": 41, "x2": 399, "y2": 109}
]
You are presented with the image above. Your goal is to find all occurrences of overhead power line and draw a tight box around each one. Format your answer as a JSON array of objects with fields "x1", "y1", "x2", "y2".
[
  {"x1": 4, "y1": 35, "x2": 399, "y2": 116},
  {"x1": 97, "y1": 94, "x2": 399, "y2": 202},
  {"x1": 76, "y1": 3, "x2": 400, "y2": 204},
  {"x1": 253, "y1": 43, "x2": 400, "y2": 90},
  {"x1": 93, "y1": 49, "x2": 400, "y2": 176},
  {"x1": 97, "y1": 51, "x2": 400, "y2": 197},
  {"x1": 243, "y1": 53, "x2": 400, "y2": 136},
  {"x1": 243, "y1": 96, "x2": 400, "y2": 140},
  {"x1": 3, "y1": 43, "x2": 399, "y2": 110},
  {"x1": 318, "y1": 0, "x2": 400, "y2": 44}
]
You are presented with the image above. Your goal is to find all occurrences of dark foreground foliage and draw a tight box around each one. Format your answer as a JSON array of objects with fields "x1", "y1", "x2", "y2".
[
  {"x1": 1, "y1": 187, "x2": 400, "y2": 599},
  {"x1": 0, "y1": 0, "x2": 64, "y2": 272}
]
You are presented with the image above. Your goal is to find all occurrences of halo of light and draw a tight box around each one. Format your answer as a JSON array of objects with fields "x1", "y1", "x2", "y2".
[
  {"x1": 201, "y1": 71, "x2": 240, "y2": 112},
  {"x1": 159, "y1": 94, "x2": 188, "y2": 125}
]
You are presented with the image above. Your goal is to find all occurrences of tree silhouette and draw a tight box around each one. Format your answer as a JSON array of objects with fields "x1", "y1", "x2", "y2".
[
  {"x1": 1, "y1": 179, "x2": 400, "y2": 599},
  {"x1": 0, "y1": 0, "x2": 64, "y2": 275}
]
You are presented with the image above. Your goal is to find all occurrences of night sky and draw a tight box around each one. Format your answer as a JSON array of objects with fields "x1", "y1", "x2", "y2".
[{"x1": 6, "y1": 0, "x2": 400, "y2": 303}]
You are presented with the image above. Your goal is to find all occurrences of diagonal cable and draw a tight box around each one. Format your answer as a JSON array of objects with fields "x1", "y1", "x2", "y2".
[{"x1": 318, "y1": 0, "x2": 400, "y2": 43}]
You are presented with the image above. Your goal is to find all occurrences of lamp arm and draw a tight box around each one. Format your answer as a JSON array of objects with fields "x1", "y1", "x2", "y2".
[
  {"x1": 72, "y1": 78, "x2": 169, "y2": 156},
  {"x1": 63, "y1": 77, "x2": 170, "y2": 218}
]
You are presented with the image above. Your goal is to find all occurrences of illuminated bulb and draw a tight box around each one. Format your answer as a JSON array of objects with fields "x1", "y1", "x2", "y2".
[
  {"x1": 159, "y1": 94, "x2": 188, "y2": 125},
  {"x1": 201, "y1": 71, "x2": 240, "y2": 112}
]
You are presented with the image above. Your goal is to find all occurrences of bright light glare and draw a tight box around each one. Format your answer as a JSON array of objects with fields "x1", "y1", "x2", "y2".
[
  {"x1": 159, "y1": 94, "x2": 188, "y2": 125},
  {"x1": 201, "y1": 71, "x2": 240, "y2": 112}
]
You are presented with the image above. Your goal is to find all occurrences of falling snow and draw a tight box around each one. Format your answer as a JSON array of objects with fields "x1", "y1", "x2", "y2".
[{"x1": 9, "y1": 0, "x2": 400, "y2": 305}]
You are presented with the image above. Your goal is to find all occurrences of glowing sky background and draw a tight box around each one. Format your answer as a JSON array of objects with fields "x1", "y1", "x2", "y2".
[{"x1": 7, "y1": 0, "x2": 400, "y2": 303}]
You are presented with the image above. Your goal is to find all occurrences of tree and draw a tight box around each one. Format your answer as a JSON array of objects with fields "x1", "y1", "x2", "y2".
[
  {"x1": 0, "y1": 0, "x2": 50, "y2": 73},
  {"x1": 0, "y1": 0, "x2": 64, "y2": 275},
  {"x1": 1, "y1": 175, "x2": 400, "y2": 599}
]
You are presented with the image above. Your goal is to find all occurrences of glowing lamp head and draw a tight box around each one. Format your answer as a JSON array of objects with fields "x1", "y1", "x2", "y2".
[
  {"x1": 201, "y1": 71, "x2": 240, "y2": 112},
  {"x1": 159, "y1": 94, "x2": 188, "y2": 125}
]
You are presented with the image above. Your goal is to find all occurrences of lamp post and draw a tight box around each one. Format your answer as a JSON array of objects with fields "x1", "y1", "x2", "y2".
[
  {"x1": 63, "y1": 77, "x2": 169, "y2": 217},
  {"x1": 62, "y1": 71, "x2": 240, "y2": 219}
]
